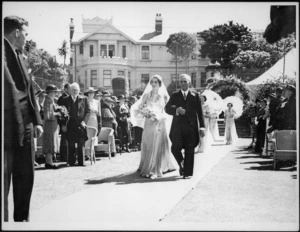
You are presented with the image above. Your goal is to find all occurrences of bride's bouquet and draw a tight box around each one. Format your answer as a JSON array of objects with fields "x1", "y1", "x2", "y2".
[{"x1": 138, "y1": 104, "x2": 163, "y2": 121}]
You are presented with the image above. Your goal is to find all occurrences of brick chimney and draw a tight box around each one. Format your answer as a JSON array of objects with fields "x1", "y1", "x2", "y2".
[
  {"x1": 69, "y1": 18, "x2": 74, "y2": 41},
  {"x1": 155, "y1": 13, "x2": 162, "y2": 34}
]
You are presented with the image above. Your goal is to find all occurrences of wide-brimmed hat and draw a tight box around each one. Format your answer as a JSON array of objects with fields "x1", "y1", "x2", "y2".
[
  {"x1": 102, "y1": 90, "x2": 111, "y2": 97},
  {"x1": 285, "y1": 85, "x2": 296, "y2": 95},
  {"x1": 118, "y1": 94, "x2": 125, "y2": 100},
  {"x1": 84, "y1": 87, "x2": 98, "y2": 95},
  {"x1": 45, "y1": 84, "x2": 60, "y2": 93},
  {"x1": 103, "y1": 96, "x2": 115, "y2": 104}
]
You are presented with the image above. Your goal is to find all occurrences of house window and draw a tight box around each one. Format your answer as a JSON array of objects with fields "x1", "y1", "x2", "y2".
[
  {"x1": 108, "y1": 45, "x2": 115, "y2": 58},
  {"x1": 122, "y1": 45, "x2": 126, "y2": 58},
  {"x1": 191, "y1": 72, "x2": 196, "y2": 87},
  {"x1": 90, "y1": 45, "x2": 94, "y2": 57},
  {"x1": 201, "y1": 72, "x2": 206, "y2": 87},
  {"x1": 79, "y1": 41, "x2": 83, "y2": 54},
  {"x1": 118, "y1": 70, "x2": 125, "y2": 76},
  {"x1": 141, "y1": 45, "x2": 150, "y2": 60},
  {"x1": 141, "y1": 74, "x2": 150, "y2": 86},
  {"x1": 70, "y1": 58, "x2": 73, "y2": 66},
  {"x1": 103, "y1": 70, "x2": 112, "y2": 87},
  {"x1": 90, "y1": 70, "x2": 97, "y2": 87},
  {"x1": 100, "y1": 45, "x2": 107, "y2": 57},
  {"x1": 171, "y1": 53, "x2": 180, "y2": 61}
]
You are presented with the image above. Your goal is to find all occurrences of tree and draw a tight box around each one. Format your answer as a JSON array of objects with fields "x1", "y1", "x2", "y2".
[
  {"x1": 166, "y1": 32, "x2": 198, "y2": 80},
  {"x1": 58, "y1": 40, "x2": 69, "y2": 69},
  {"x1": 199, "y1": 21, "x2": 251, "y2": 72},
  {"x1": 232, "y1": 32, "x2": 296, "y2": 82}
]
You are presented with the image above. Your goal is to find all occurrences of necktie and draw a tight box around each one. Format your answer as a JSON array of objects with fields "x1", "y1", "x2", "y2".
[{"x1": 183, "y1": 92, "x2": 187, "y2": 100}]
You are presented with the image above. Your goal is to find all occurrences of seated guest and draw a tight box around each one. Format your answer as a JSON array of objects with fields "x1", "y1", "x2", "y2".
[
  {"x1": 101, "y1": 96, "x2": 117, "y2": 157},
  {"x1": 43, "y1": 85, "x2": 61, "y2": 169},
  {"x1": 60, "y1": 82, "x2": 91, "y2": 166},
  {"x1": 84, "y1": 87, "x2": 101, "y2": 159},
  {"x1": 270, "y1": 85, "x2": 296, "y2": 132}
]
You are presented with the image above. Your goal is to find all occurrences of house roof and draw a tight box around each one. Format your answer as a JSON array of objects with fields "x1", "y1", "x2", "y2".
[{"x1": 71, "y1": 22, "x2": 199, "y2": 45}]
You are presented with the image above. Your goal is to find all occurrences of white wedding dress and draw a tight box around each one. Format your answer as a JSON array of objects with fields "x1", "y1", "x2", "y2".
[{"x1": 131, "y1": 78, "x2": 178, "y2": 179}]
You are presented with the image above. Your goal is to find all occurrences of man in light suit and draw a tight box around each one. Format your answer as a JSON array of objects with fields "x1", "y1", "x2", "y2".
[
  {"x1": 4, "y1": 16, "x2": 43, "y2": 221},
  {"x1": 165, "y1": 74, "x2": 205, "y2": 179},
  {"x1": 60, "y1": 83, "x2": 90, "y2": 166}
]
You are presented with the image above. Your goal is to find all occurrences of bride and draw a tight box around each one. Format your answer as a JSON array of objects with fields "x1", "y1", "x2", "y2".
[{"x1": 131, "y1": 74, "x2": 178, "y2": 179}]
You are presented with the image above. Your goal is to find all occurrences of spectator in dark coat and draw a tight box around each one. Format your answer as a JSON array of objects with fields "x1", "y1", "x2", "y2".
[{"x1": 4, "y1": 16, "x2": 43, "y2": 222}]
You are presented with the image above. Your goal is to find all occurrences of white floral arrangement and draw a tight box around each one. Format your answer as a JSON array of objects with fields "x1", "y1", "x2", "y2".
[{"x1": 138, "y1": 104, "x2": 164, "y2": 122}]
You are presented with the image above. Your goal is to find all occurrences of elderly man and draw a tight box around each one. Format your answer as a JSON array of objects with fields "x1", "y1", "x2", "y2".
[
  {"x1": 165, "y1": 74, "x2": 205, "y2": 179},
  {"x1": 60, "y1": 83, "x2": 90, "y2": 166},
  {"x1": 4, "y1": 16, "x2": 43, "y2": 222}
]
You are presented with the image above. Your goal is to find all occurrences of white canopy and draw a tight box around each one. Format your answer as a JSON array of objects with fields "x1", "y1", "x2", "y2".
[{"x1": 246, "y1": 48, "x2": 297, "y2": 86}]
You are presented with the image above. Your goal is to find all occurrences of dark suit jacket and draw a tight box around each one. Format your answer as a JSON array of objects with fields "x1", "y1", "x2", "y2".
[
  {"x1": 4, "y1": 38, "x2": 42, "y2": 127},
  {"x1": 4, "y1": 62, "x2": 25, "y2": 148},
  {"x1": 273, "y1": 97, "x2": 296, "y2": 130},
  {"x1": 60, "y1": 95, "x2": 91, "y2": 141},
  {"x1": 165, "y1": 90, "x2": 205, "y2": 148}
]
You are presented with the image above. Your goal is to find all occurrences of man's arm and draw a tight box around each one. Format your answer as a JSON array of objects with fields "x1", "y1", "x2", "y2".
[
  {"x1": 82, "y1": 97, "x2": 91, "y2": 125},
  {"x1": 165, "y1": 92, "x2": 178, "y2": 116},
  {"x1": 195, "y1": 93, "x2": 205, "y2": 134}
]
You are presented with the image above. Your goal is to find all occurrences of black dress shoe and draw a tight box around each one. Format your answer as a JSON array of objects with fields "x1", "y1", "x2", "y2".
[
  {"x1": 179, "y1": 167, "x2": 184, "y2": 176},
  {"x1": 183, "y1": 175, "x2": 192, "y2": 179},
  {"x1": 45, "y1": 163, "x2": 58, "y2": 169}
]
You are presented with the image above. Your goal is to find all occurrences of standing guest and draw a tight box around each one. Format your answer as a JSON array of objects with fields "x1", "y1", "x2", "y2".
[
  {"x1": 165, "y1": 74, "x2": 205, "y2": 179},
  {"x1": 255, "y1": 99, "x2": 268, "y2": 153},
  {"x1": 43, "y1": 85, "x2": 62, "y2": 169},
  {"x1": 57, "y1": 83, "x2": 71, "y2": 162},
  {"x1": 60, "y1": 82, "x2": 91, "y2": 166},
  {"x1": 4, "y1": 16, "x2": 43, "y2": 222},
  {"x1": 84, "y1": 87, "x2": 102, "y2": 158},
  {"x1": 197, "y1": 95, "x2": 211, "y2": 152},
  {"x1": 35, "y1": 89, "x2": 46, "y2": 119},
  {"x1": 101, "y1": 96, "x2": 117, "y2": 157},
  {"x1": 268, "y1": 87, "x2": 283, "y2": 128},
  {"x1": 224, "y1": 103, "x2": 238, "y2": 145},
  {"x1": 269, "y1": 85, "x2": 296, "y2": 132},
  {"x1": 115, "y1": 95, "x2": 131, "y2": 152},
  {"x1": 246, "y1": 100, "x2": 259, "y2": 149}
]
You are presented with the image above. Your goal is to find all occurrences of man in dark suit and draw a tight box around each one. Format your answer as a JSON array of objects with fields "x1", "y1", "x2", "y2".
[
  {"x1": 60, "y1": 82, "x2": 90, "y2": 166},
  {"x1": 57, "y1": 83, "x2": 71, "y2": 161},
  {"x1": 165, "y1": 74, "x2": 205, "y2": 179},
  {"x1": 4, "y1": 16, "x2": 43, "y2": 222}
]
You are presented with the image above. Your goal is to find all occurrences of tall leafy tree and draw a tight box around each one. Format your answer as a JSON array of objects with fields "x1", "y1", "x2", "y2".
[
  {"x1": 58, "y1": 40, "x2": 69, "y2": 69},
  {"x1": 199, "y1": 21, "x2": 250, "y2": 72},
  {"x1": 166, "y1": 32, "x2": 198, "y2": 73}
]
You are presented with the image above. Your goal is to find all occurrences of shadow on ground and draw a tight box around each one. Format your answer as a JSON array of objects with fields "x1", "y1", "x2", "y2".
[{"x1": 84, "y1": 169, "x2": 182, "y2": 185}]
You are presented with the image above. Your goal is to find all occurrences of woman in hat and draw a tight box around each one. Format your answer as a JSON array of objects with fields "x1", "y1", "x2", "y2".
[
  {"x1": 101, "y1": 96, "x2": 117, "y2": 156},
  {"x1": 84, "y1": 87, "x2": 102, "y2": 158},
  {"x1": 43, "y1": 84, "x2": 62, "y2": 169},
  {"x1": 254, "y1": 99, "x2": 268, "y2": 153}
]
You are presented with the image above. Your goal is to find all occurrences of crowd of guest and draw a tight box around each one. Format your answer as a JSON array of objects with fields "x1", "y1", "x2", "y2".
[
  {"x1": 247, "y1": 85, "x2": 296, "y2": 156},
  {"x1": 33, "y1": 82, "x2": 143, "y2": 169}
]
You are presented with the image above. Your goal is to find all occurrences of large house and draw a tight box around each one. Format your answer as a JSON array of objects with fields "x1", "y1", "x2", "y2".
[{"x1": 69, "y1": 14, "x2": 213, "y2": 92}]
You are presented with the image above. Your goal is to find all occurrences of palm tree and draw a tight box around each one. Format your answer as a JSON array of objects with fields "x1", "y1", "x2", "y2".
[{"x1": 58, "y1": 40, "x2": 68, "y2": 69}]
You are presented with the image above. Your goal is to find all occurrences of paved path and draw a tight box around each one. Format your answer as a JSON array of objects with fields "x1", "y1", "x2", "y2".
[{"x1": 5, "y1": 137, "x2": 235, "y2": 230}]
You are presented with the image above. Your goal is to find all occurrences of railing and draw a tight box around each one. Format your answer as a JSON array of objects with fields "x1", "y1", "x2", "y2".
[{"x1": 84, "y1": 56, "x2": 129, "y2": 65}]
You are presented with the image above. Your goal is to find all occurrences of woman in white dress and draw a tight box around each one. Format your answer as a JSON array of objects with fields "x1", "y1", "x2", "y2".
[
  {"x1": 197, "y1": 95, "x2": 212, "y2": 153},
  {"x1": 84, "y1": 87, "x2": 101, "y2": 158},
  {"x1": 131, "y1": 75, "x2": 178, "y2": 179},
  {"x1": 224, "y1": 103, "x2": 238, "y2": 145}
]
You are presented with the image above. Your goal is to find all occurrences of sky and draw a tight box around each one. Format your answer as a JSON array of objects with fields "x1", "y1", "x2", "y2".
[{"x1": 3, "y1": 1, "x2": 295, "y2": 64}]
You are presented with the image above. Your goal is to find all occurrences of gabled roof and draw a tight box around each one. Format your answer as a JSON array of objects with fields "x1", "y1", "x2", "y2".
[{"x1": 71, "y1": 22, "x2": 138, "y2": 44}]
